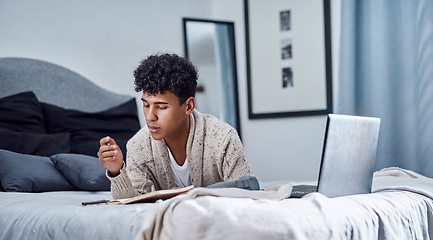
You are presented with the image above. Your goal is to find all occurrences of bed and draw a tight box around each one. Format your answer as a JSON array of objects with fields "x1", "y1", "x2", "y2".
[
  {"x1": 0, "y1": 57, "x2": 147, "y2": 239},
  {"x1": 1, "y1": 57, "x2": 433, "y2": 240}
]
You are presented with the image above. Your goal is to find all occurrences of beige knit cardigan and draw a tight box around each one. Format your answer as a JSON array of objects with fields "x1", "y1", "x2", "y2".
[{"x1": 108, "y1": 109, "x2": 252, "y2": 199}]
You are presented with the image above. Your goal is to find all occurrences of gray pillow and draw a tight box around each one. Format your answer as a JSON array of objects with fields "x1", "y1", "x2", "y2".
[
  {"x1": 0, "y1": 149, "x2": 76, "y2": 192},
  {"x1": 50, "y1": 153, "x2": 110, "y2": 191}
]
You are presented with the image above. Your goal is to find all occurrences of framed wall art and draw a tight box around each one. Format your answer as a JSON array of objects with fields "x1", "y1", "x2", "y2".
[{"x1": 244, "y1": 0, "x2": 333, "y2": 119}]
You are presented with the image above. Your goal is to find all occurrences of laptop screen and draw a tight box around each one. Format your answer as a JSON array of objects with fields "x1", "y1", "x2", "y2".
[{"x1": 316, "y1": 114, "x2": 381, "y2": 198}]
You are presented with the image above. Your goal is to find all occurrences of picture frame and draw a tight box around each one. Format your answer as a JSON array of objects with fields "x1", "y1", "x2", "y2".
[{"x1": 244, "y1": 0, "x2": 333, "y2": 119}]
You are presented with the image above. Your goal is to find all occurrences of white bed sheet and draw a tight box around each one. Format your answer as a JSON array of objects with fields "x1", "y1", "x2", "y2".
[
  {"x1": 2, "y1": 168, "x2": 433, "y2": 240},
  {"x1": 0, "y1": 191, "x2": 153, "y2": 240}
]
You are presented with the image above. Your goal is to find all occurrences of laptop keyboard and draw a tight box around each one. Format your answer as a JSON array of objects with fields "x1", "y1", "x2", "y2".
[{"x1": 290, "y1": 185, "x2": 317, "y2": 198}]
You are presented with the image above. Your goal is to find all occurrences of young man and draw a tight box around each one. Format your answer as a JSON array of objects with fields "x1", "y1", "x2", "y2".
[{"x1": 98, "y1": 53, "x2": 252, "y2": 199}]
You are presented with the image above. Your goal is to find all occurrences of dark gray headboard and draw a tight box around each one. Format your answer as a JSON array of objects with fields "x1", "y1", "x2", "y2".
[{"x1": 0, "y1": 57, "x2": 132, "y2": 112}]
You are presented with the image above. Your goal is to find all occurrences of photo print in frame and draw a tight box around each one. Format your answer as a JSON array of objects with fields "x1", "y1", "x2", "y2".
[{"x1": 245, "y1": 0, "x2": 333, "y2": 118}]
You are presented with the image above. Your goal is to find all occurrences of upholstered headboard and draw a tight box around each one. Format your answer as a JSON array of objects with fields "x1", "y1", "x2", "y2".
[
  {"x1": 0, "y1": 57, "x2": 131, "y2": 112},
  {"x1": 0, "y1": 57, "x2": 141, "y2": 162},
  {"x1": 0, "y1": 57, "x2": 142, "y2": 193}
]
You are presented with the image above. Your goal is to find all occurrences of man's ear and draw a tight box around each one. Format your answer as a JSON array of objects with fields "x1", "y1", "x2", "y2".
[{"x1": 185, "y1": 97, "x2": 195, "y2": 114}]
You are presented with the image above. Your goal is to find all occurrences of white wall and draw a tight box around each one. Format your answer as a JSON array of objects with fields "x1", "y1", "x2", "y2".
[
  {"x1": 0, "y1": 0, "x2": 213, "y2": 113},
  {"x1": 0, "y1": 0, "x2": 340, "y2": 182}
]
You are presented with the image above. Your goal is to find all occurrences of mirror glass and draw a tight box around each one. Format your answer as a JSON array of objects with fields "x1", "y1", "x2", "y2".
[{"x1": 183, "y1": 18, "x2": 241, "y2": 135}]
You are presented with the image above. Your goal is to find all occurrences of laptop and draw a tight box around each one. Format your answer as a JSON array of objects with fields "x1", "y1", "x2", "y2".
[{"x1": 291, "y1": 114, "x2": 381, "y2": 198}]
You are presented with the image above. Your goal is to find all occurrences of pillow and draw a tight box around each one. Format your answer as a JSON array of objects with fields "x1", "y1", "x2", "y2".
[
  {"x1": 50, "y1": 153, "x2": 110, "y2": 191},
  {"x1": 42, "y1": 98, "x2": 140, "y2": 158},
  {"x1": 0, "y1": 128, "x2": 70, "y2": 156},
  {"x1": 0, "y1": 149, "x2": 76, "y2": 192},
  {"x1": 0, "y1": 91, "x2": 45, "y2": 133}
]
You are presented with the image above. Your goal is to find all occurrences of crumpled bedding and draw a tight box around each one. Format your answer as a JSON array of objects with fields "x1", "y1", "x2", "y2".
[
  {"x1": 136, "y1": 168, "x2": 433, "y2": 240},
  {"x1": 372, "y1": 167, "x2": 433, "y2": 198}
]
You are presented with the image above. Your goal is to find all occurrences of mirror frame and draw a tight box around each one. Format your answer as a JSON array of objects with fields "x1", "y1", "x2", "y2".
[{"x1": 182, "y1": 17, "x2": 241, "y2": 136}]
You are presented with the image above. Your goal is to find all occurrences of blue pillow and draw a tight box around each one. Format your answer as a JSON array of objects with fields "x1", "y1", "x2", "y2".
[
  {"x1": 0, "y1": 149, "x2": 76, "y2": 192},
  {"x1": 50, "y1": 153, "x2": 110, "y2": 191}
]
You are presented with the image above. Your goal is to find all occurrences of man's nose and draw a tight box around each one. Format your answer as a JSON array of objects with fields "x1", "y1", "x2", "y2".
[{"x1": 145, "y1": 107, "x2": 158, "y2": 121}]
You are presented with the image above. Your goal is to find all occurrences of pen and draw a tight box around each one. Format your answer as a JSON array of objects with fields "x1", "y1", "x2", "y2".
[{"x1": 82, "y1": 199, "x2": 110, "y2": 206}]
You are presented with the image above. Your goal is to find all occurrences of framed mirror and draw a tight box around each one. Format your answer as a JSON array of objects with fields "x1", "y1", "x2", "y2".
[{"x1": 183, "y1": 18, "x2": 241, "y2": 136}]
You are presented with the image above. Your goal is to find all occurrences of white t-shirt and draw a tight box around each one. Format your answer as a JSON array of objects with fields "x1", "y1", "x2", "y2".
[{"x1": 167, "y1": 147, "x2": 192, "y2": 187}]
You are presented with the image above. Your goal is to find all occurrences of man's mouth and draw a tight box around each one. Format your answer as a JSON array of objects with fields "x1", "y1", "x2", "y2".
[{"x1": 148, "y1": 126, "x2": 160, "y2": 133}]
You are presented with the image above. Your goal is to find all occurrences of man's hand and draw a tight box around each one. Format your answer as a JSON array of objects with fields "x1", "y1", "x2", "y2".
[{"x1": 97, "y1": 136, "x2": 124, "y2": 177}]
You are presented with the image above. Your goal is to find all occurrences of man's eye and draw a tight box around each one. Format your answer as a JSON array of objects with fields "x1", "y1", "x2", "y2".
[
  {"x1": 143, "y1": 104, "x2": 150, "y2": 108},
  {"x1": 158, "y1": 106, "x2": 168, "y2": 110}
]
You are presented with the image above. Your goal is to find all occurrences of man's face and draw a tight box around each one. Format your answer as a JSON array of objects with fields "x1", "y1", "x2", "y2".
[{"x1": 141, "y1": 91, "x2": 189, "y2": 141}]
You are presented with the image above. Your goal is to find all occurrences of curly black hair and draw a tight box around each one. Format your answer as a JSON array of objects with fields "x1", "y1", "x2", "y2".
[{"x1": 134, "y1": 53, "x2": 198, "y2": 105}]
